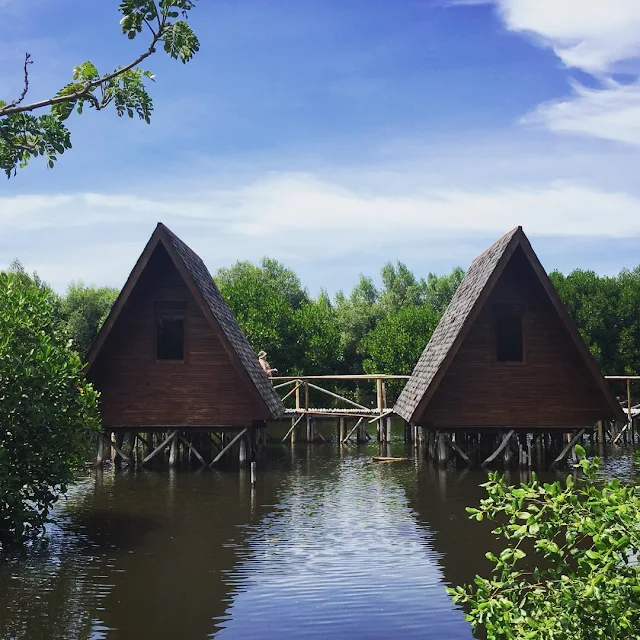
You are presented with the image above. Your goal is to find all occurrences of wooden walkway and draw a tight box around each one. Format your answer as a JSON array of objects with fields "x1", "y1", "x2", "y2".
[
  {"x1": 270, "y1": 375, "x2": 640, "y2": 463},
  {"x1": 272, "y1": 375, "x2": 409, "y2": 443}
]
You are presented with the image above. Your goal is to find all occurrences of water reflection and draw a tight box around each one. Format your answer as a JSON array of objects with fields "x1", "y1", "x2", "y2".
[
  {"x1": 0, "y1": 444, "x2": 636, "y2": 639},
  {"x1": 216, "y1": 451, "x2": 471, "y2": 639}
]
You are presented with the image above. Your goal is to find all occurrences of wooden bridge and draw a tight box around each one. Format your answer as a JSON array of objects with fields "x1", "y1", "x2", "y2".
[
  {"x1": 272, "y1": 375, "x2": 410, "y2": 444},
  {"x1": 270, "y1": 374, "x2": 640, "y2": 467}
]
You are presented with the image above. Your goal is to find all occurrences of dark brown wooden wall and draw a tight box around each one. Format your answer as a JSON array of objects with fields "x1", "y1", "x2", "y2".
[
  {"x1": 419, "y1": 247, "x2": 614, "y2": 428},
  {"x1": 89, "y1": 245, "x2": 269, "y2": 428}
]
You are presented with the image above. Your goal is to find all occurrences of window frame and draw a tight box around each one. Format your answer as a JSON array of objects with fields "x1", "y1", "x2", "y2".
[
  {"x1": 154, "y1": 301, "x2": 188, "y2": 363},
  {"x1": 491, "y1": 302, "x2": 526, "y2": 366}
]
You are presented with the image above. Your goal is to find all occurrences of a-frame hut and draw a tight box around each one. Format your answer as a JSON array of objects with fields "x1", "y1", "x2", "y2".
[
  {"x1": 394, "y1": 227, "x2": 625, "y2": 431},
  {"x1": 86, "y1": 224, "x2": 284, "y2": 446}
]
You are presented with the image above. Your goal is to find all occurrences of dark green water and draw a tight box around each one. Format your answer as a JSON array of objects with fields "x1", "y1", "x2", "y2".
[{"x1": 0, "y1": 443, "x2": 636, "y2": 639}]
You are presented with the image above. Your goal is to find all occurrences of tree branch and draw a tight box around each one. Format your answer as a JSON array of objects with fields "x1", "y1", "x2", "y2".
[
  {"x1": 4, "y1": 53, "x2": 32, "y2": 111},
  {"x1": 0, "y1": 32, "x2": 161, "y2": 118}
]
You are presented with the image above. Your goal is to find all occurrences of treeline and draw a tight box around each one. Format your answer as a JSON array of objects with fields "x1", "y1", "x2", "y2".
[{"x1": 7, "y1": 257, "x2": 640, "y2": 380}]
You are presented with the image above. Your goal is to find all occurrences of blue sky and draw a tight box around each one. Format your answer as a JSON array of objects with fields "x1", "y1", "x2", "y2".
[{"x1": 2, "y1": 0, "x2": 640, "y2": 295}]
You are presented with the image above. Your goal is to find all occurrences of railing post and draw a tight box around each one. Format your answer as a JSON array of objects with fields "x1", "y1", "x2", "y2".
[
  {"x1": 292, "y1": 379, "x2": 301, "y2": 443},
  {"x1": 376, "y1": 378, "x2": 384, "y2": 442},
  {"x1": 627, "y1": 377, "x2": 632, "y2": 437},
  {"x1": 382, "y1": 379, "x2": 390, "y2": 443}
]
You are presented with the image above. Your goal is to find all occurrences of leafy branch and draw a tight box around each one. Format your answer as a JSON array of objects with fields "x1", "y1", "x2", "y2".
[
  {"x1": 0, "y1": 0, "x2": 199, "y2": 178},
  {"x1": 449, "y1": 449, "x2": 640, "y2": 639}
]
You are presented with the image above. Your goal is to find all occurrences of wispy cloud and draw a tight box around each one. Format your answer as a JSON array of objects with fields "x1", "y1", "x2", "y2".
[
  {"x1": 464, "y1": 0, "x2": 640, "y2": 147},
  {"x1": 523, "y1": 80, "x2": 640, "y2": 146},
  {"x1": 2, "y1": 171, "x2": 640, "y2": 291}
]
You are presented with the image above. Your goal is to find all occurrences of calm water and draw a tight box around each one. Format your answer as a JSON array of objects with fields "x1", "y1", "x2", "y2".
[{"x1": 0, "y1": 442, "x2": 636, "y2": 640}]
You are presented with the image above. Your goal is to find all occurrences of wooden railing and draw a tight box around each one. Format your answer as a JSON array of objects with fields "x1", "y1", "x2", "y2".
[{"x1": 271, "y1": 375, "x2": 411, "y2": 443}]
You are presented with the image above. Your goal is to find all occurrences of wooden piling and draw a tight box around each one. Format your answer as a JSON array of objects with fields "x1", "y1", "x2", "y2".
[
  {"x1": 376, "y1": 378, "x2": 384, "y2": 442},
  {"x1": 96, "y1": 433, "x2": 105, "y2": 466},
  {"x1": 339, "y1": 417, "x2": 346, "y2": 443},
  {"x1": 239, "y1": 434, "x2": 247, "y2": 466},
  {"x1": 169, "y1": 432, "x2": 179, "y2": 467}
]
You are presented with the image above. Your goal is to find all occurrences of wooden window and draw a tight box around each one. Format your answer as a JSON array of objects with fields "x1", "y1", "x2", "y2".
[
  {"x1": 155, "y1": 302, "x2": 187, "y2": 361},
  {"x1": 493, "y1": 304, "x2": 525, "y2": 363}
]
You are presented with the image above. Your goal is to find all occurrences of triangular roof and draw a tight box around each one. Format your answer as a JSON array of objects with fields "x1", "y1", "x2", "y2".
[
  {"x1": 394, "y1": 226, "x2": 625, "y2": 424},
  {"x1": 86, "y1": 223, "x2": 285, "y2": 420}
]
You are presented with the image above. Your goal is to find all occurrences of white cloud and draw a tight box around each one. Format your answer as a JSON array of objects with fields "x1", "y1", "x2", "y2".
[
  {"x1": 524, "y1": 80, "x2": 640, "y2": 146},
  {"x1": 464, "y1": 0, "x2": 640, "y2": 147},
  {"x1": 2, "y1": 172, "x2": 640, "y2": 292},
  {"x1": 3, "y1": 173, "x2": 640, "y2": 238},
  {"x1": 489, "y1": 0, "x2": 640, "y2": 74}
]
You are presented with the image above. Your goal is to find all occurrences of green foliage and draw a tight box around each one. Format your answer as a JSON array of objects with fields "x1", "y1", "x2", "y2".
[
  {"x1": 215, "y1": 258, "x2": 466, "y2": 381},
  {"x1": 296, "y1": 291, "x2": 342, "y2": 374},
  {"x1": 334, "y1": 275, "x2": 383, "y2": 375},
  {"x1": 0, "y1": 271, "x2": 100, "y2": 549},
  {"x1": 424, "y1": 267, "x2": 465, "y2": 313},
  {"x1": 59, "y1": 282, "x2": 119, "y2": 359},
  {"x1": 0, "y1": 0, "x2": 199, "y2": 177},
  {"x1": 363, "y1": 305, "x2": 440, "y2": 401},
  {"x1": 215, "y1": 259, "x2": 309, "y2": 375},
  {"x1": 550, "y1": 267, "x2": 640, "y2": 376},
  {"x1": 363, "y1": 304, "x2": 440, "y2": 374},
  {"x1": 449, "y1": 450, "x2": 640, "y2": 639}
]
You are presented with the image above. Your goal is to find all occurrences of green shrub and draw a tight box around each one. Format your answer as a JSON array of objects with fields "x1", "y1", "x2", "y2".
[
  {"x1": 450, "y1": 449, "x2": 640, "y2": 639},
  {"x1": 0, "y1": 271, "x2": 100, "y2": 549}
]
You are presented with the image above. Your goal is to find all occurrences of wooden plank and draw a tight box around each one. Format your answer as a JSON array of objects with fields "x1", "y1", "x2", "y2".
[
  {"x1": 368, "y1": 409, "x2": 394, "y2": 424},
  {"x1": 178, "y1": 435, "x2": 206, "y2": 466},
  {"x1": 481, "y1": 430, "x2": 514, "y2": 467},
  {"x1": 551, "y1": 429, "x2": 586, "y2": 468},
  {"x1": 142, "y1": 430, "x2": 176, "y2": 465},
  {"x1": 281, "y1": 414, "x2": 305, "y2": 442},
  {"x1": 307, "y1": 382, "x2": 370, "y2": 411},
  {"x1": 280, "y1": 380, "x2": 304, "y2": 402},
  {"x1": 110, "y1": 438, "x2": 131, "y2": 464},
  {"x1": 442, "y1": 433, "x2": 471, "y2": 465},
  {"x1": 209, "y1": 428, "x2": 247, "y2": 467},
  {"x1": 343, "y1": 418, "x2": 364, "y2": 442}
]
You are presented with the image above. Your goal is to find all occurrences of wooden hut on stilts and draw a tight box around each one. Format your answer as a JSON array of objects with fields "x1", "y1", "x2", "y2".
[
  {"x1": 86, "y1": 223, "x2": 285, "y2": 468},
  {"x1": 394, "y1": 226, "x2": 625, "y2": 468}
]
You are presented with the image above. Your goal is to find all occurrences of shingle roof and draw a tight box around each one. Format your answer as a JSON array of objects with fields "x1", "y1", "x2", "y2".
[
  {"x1": 394, "y1": 226, "x2": 625, "y2": 424},
  {"x1": 160, "y1": 224, "x2": 285, "y2": 419},
  {"x1": 394, "y1": 227, "x2": 525, "y2": 422},
  {"x1": 86, "y1": 223, "x2": 285, "y2": 420}
]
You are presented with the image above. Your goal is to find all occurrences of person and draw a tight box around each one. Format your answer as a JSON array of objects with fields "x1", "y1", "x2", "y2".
[{"x1": 258, "y1": 350, "x2": 278, "y2": 377}]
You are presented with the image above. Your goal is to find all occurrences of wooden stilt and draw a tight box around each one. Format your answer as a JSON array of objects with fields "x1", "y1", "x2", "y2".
[
  {"x1": 442, "y1": 433, "x2": 471, "y2": 465},
  {"x1": 339, "y1": 417, "x2": 346, "y2": 443},
  {"x1": 111, "y1": 438, "x2": 131, "y2": 465},
  {"x1": 551, "y1": 429, "x2": 586, "y2": 469},
  {"x1": 113, "y1": 432, "x2": 125, "y2": 468},
  {"x1": 376, "y1": 378, "x2": 384, "y2": 442},
  {"x1": 481, "y1": 430, "x2": 515, "y2": 467},
  {"x1": 283, "y1": 414, "x2": 305, "y2": 442},
  {"x1": 178, "y1": 435, "x2": 206, "y2": 466},
  {"x1": 358, "y1": 419, "x2": 367, "y2": 443},
  {"x1": 142, "y1": 430, "x2": 177, "y2": 466},
  {"x1": 239, "y1": 435, "x2": 247, "y2": 466},
  {"x1": 436, "y1": 432, "x2": 448, "y2": 465},
  {"x1": 169, "y1": 431, "x2": 179, "y2": 467},
  {"x1": 96, "y1": 433, "x2": 105, "y2": 466},
  {"x1": 209, "y1": 428, "x2": 248, "y2": 467},
  {"x1": 404, "y1": 421, "x2": 412, "y2": 443},
  {"x1": 343, "y1": 418, "x2": 363, "y2": 442}
]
